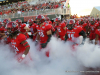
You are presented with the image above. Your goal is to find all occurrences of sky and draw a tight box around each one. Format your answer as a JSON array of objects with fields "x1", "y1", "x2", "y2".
[{"x1": 69, "y1": 0, "x2": 100, "y2": 16}]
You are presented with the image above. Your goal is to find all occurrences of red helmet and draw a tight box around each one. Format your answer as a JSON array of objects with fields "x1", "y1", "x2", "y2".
[
  {"x1": 54, "y1": 18, "x2": 61, "y2": 25},
  {"x1": 3, "y1": 19, "x2": 10, "y2": 25},
  {"x1": 28, "y1": 19, "x2": 33, "y2": 24},
  {"x1": 79, "y1": 18, "x2": 84, "y2": 25},
  {"x1": 45, "y1": 17, "x2": 50, "y2": 21},
  {"x1": 36, "y1": 15, "x2": 45, "y2": 24},
  {"x1": 28, "y1": 19, "x2": 34, "y2": 26},
  {"x1": 67, "y1": 19, "x2": 75, "y2": 30},
  {"x1": 15, "y1": 19, "x2": 22, "y2": 25},
  {"x1": 28, "y1": 19, "x2": 33, "y2": 23},
  {"x1": 67, "y1": 19, "x2": 75, "y2": 24},
  {"x1": 54, "y1": 18, "x2": 61, "y2": 23},
  {"x1": 6, "y1": 21, "x2": 18, "y2": 33}
]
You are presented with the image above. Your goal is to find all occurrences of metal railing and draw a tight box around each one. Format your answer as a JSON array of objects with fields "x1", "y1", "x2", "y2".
[{"x1": 0, "y1": 8, "x2": 71, "y2": 19}]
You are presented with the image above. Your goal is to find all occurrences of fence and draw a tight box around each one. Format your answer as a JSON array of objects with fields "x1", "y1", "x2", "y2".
[{"x1": 0, "y1": 8, "x2": 70, "y2": 19}]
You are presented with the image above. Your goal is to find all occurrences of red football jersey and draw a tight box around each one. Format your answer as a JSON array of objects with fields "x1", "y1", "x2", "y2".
[
  {"x1": 0, "y1": 26, "x2": 5, "y2": 33},
  {"x1": 89, "y1": 23, "x2": 99, "y2": 33},
  {"x1": 0, "y1": 26, "x2": 5, "y2": 40},
  {"x1": 44, "y1": 22, "x2": 55, "y2": 32},
  {"x1": 28, "y1": 23, "x2": 37, "y2": 34},
  {"x1": 75, "y1": 21, "x2": 79, "y2": 26},
  {"x1": 53, "y1": 22, "x2": 56, "y2": 29},
  {"x1": 55, "y1": 23, "x2": 66, "y2": 36},
  {"x1": 79, "y1": 23, "x2": 87, "y2": 32},
  {"x1": 66, "y1": 26, "x2": 83, "y2": 42},
  {"x1": 4, "y1": 36, "x2": 11, "y2": 44},
  {"x1": 11, "y1": 33, "x2": 26, "y2": 54},
  {"x1": 28, "y1": 23, "x2": 37, "y2": 41},
  {"x1": 95, "y1": 29, "x2": 100, "y2": 40},
  {"x1": 36, "y1": 23, "x2": 51, "y2": 43},
  {"x1": 51, "y1": 25, "x2": 55, "y2": 32},
  {"x1": 46, "y1": 21, "x2": 52, "y2": 24}
]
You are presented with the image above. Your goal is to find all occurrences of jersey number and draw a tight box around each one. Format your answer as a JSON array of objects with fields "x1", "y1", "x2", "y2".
[
  {"x1": 58, "y1": 28, "x2": 61, "y2": 32},
  {"x1": 39, "y1": 32, "x2": 44, "y2": 37},
  {"x1": 12, "y1": 45, "x2": 19, "y2": 54},
  {"x1": 68, "y1": 34, "x2": 74, "y2": 38}
]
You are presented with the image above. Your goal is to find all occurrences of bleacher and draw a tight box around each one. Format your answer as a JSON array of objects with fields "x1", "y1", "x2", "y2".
[{"x1": 0, "y1": 0, "x2": 70, "y2": 20}]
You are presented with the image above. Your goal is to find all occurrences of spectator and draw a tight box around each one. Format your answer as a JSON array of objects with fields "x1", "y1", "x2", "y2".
[
  {"x1": 68, "y1": 3, "x2": 70, "y2": 8},
  {"x1": 67, "y1": 3, "x2": 70, "y2": 13},
  {"x1": 0, "y1": 11, "x2": 2, "y2": 16},
  {"x1": 0, "y1": 1, "x2": 61, "y2": 16},
  {"x1": 17, "y1": 9, "x2": 21, "y2": 14}
]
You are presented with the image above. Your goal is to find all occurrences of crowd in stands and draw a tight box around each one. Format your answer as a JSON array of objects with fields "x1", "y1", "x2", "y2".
[{"x1": 0, "y1": 1, "x2": 62, "y2": 16}]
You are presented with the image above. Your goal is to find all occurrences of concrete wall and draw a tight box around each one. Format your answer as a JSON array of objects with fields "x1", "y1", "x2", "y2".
[{"x1": 90, "y1": 7, "x2": 100, "y2": 18}]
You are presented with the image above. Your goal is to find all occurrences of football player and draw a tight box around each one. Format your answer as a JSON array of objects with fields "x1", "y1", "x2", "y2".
[
  {"x1": 35, "y1": 15, "x2": 52, "y2": 57},
  {"x1": 15, "y1": 19, "x2": 30, "y2": 39},
  {"x1": 6, "y1": 21, "x2": 31, "y2": 62}
]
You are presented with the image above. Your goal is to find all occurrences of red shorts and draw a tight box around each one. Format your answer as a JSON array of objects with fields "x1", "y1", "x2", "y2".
[{"x1": 89, "y1": 33, "x2": 95, "y2": 40}]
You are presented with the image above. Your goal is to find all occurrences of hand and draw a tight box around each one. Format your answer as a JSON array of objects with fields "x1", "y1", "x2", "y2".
[
  {"x1": 33, "y1": 32, "x2": 37, "y2": 36},
  {"x1": 35, "y1": 40, "x2": 38, "y2": 46},
  {"x1": 63, "y1": 36, "x2": 65, "y2": 39},
  {"x1": 17, "y1": 54, "x2": 26, "y2": 62}
]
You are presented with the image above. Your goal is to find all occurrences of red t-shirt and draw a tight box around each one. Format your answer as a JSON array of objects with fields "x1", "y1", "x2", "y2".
[
  {"x1": 11, "y1": 33, "x2": 26, "y2": 54},
  {"x1": 55, "y1": 5, "x2": 59, "y2": 8}
]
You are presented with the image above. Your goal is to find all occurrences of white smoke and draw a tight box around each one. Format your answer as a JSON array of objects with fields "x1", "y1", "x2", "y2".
[{"x1": 0, "y1": 35, "x2": 100, "y2": 75}]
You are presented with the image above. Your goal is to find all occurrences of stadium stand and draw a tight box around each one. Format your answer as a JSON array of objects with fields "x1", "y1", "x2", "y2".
[{"x1": 0, "y1": 0, "x2": 70, "y2": 21}]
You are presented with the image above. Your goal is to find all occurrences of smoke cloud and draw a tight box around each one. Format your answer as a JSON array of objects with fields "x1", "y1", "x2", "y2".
[{"x1": 0, "y1": 34, "x2": 100, "y2": 75}]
